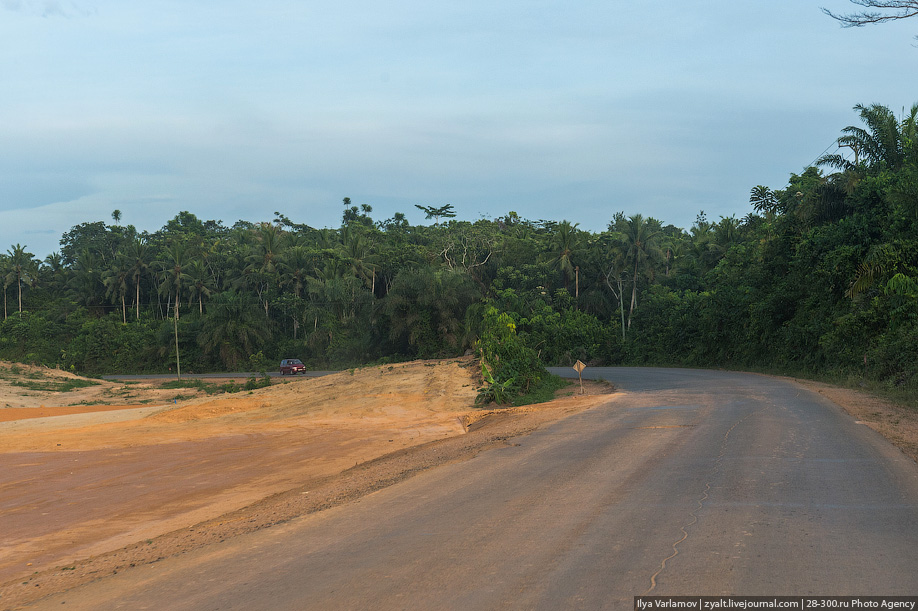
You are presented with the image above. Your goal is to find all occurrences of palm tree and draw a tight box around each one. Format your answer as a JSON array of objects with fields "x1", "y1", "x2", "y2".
[
  {"x1": 157, "y1": 241, "x2": 194, "y2": 318},
  {"x1": 69, "y1": 248, "x2": 104, "y2": 311},
  {"x1": 709, "y1": 216, "x2": 742, "y2": 262},
  {"x1": 242, "y1": 223, "x2": 285, "y2": 317},
  {"x1": 42, "y1": 252, "x2": 68, "y2": 295},
  {"x1": 186, "y1": 259, "x2": 216, "y2": 314},
  {"x1": 620, "y1": 215, "x2": 662, "y2": 328},
  {"x1": 277, "y1": 244, "x2": 315, "y2": 339},
  {"x1": 278, "y1": 244, "x2": 313, "y2": 299},
  {"x1": 125, "y1": 238, "x2": 153, "y2": 320},
  {"x1": 157, "y1": 242, "x2": 193, "y2": 378},
  {"x1": 339, "y1": 226, "x2": 375, "y2": 288},
  {"x1": 5, "y1": 244, "x2": 37, "y2": 314},
  {"x1": 0, "y1": 254, "x2": 10, "y2": 319},
  {"x1": 198, "y1": 291, "x2": 270, "y2": 370},
  {"x1": 685, "y1": 213, "x2": 719, "y2": 274},
  {"x1": 599, "y1": 232, "x2": 629, "y2": 339},
  {"x1": 305, "y1": 271, "x2": 375, "y2": 361},
  {"x1": 818, "y1": 103, "x2": 918, "y2": 173},
  {"x1": 749, "y1": 185, "x2": 780, "y2": 215},
  {"x1": 102, "y1": 255, "x2": 132, "y2": 323},
  {"x1": 659, "y1": 234, "x2": 687, "y2": 277},
  {"x1": 548, "y1": 221, "x2": 581, "y2": 293}
]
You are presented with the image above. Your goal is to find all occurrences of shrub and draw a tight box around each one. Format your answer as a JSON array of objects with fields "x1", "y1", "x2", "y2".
[{"x1": 475, "y1": 306, "x2": 545, "y2": 405}]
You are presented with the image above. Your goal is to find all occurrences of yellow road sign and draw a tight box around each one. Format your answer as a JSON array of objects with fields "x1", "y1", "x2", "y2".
[{"x1": 573, "y1": 360, "x2": 586, "y2": 395}]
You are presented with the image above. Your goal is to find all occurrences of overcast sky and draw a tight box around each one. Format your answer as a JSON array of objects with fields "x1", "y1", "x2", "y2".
[{"x1": 1, "y1": 0, "x2": 916, "y2": 257}]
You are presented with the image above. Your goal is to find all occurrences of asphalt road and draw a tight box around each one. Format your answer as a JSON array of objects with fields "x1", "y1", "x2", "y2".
[{"x1": 28, "y1": 368, "x2": 918, "y2": 609}]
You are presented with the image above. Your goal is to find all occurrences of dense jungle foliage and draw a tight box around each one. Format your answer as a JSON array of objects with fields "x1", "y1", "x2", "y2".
[{"x1": 1, "y1": 103, "x2": 917, "y2": 399}]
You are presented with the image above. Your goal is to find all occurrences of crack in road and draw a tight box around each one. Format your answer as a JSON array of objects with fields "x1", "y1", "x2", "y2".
[{"x1": 645, "y1": 408, "x2": 759, "y2": 594}]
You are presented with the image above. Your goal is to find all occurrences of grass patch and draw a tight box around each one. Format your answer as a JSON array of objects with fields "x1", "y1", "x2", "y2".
[
  {"x1": 511, "y1": 374, "x2": 570, "y2": 407},
  {"x1": 0, "y1": 365, "x2": 101, "y2": 393},
  {"x1": 11, "y1": 378, "x2": 99, "y2": 393},
  {"x1": 160, "y1": 379, "x2": 242, "y2": 394},
  {"x1": 158, "y1": 375, "x2": 272, "y2": 395},
  {"x1": 159, "y1": 379, "x2": 212, "y2": 391}
]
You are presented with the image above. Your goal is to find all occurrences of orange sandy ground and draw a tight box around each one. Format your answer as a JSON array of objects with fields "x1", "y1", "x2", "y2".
[
  {"x1": 0, "y1": 360, "x2": 481, "y2": 584},
  {"x1": 0, "y1": 404, "x2": 151, "y2": 422}
]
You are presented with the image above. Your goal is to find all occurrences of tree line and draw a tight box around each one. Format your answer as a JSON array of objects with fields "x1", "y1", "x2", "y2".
[{"x1": 2, "y1": 103, "x2": 916, "y2": 397}]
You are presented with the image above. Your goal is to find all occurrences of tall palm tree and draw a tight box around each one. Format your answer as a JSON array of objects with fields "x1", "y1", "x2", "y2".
[
  {"x1": 102, "y1": 255, "x2": 132, "y2": 323},
  {"x1": 157, "y1": 242, "x2": 193, "y2": 378},
  {"x1": 42, "y1": 252, "x2": 68, "y2": 296},
  {"x1": 659, "y1": 234, "x2": 685, "y2": 277},
  {"x1": 818, "y1": 103, "x2": 918, "y2": 173},
  {"x1": 242, "y1": 223, "x2": 285, "y2": 317},
  {"x1": 186, "y1": 259, "x2": 216, "y2": 314},
  {"x1": 5, "y1": 244, "x2": 37, "y2": 314},
  {"x1": 125, "y1": 238, "x2": 153, "y2": 320},
  {"x1": 599, "y1": 232, "x2": 629, "y2": 339},
  {"x1": 279, "y1": 244, "x2": 313, "y2": 299},
  {"x1": 157, "y1": 242, "x2": 193, "y2": 321},
  {"x1": 69, "y1": 248, "x2": 104, "y2": 311},
  {"x1": 339, "y1": 226, "x2": 375, "y2": 288},
  {"x1": 0, "y1": 254, "x2": 10, "y2": 319},
  {"x1": 548, "y1": 221, "x2": 581, "y2": 292},
  {"x1": 621, "y1": 215, "x2": 662, "y2": 328}
]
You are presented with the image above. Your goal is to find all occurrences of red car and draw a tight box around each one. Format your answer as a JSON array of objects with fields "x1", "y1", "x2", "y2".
[{"x1": 279, "y1": 358, "x2": 306, "y2": 375}]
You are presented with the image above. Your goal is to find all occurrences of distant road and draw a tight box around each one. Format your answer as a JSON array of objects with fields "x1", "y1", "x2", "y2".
[
  {"x1": 32, "y1": 367, "x2": 918, "y2": 609},
  {"x1": 102, "y1": 371, "x2": 338, "y2": 381}
]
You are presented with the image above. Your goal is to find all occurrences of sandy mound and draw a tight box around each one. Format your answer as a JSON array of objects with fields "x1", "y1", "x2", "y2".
[
  {"x1": 0, "y1": 360, "x2": 479, "y2": 453},
  {"x1": 150, "y1": 359, "x2": 478, "y2": 424}
]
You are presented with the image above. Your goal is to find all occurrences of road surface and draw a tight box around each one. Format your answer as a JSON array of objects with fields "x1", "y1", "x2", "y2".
[{"x1": 26, "y1": 368, "x2": 918, "y2": 609}]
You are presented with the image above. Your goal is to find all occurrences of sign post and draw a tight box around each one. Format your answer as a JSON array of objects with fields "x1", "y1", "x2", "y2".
[{"x1": 573, "y1": 360, "x2": 586, "y2": 395}]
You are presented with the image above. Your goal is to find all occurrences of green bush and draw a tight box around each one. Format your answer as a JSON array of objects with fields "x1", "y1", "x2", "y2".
[{"x1": 476, "y1": 306, "x2": 545, "y2": 405}]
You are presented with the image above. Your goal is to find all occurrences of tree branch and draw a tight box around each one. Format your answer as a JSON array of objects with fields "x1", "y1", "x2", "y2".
[{"x1": 822, "y1": 0, "x2": 918, "y2": 27}]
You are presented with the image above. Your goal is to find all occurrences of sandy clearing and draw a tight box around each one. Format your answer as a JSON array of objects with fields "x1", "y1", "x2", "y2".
[{"x1": 0, "y1": 359, "x2": 487, "y2": 587}]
